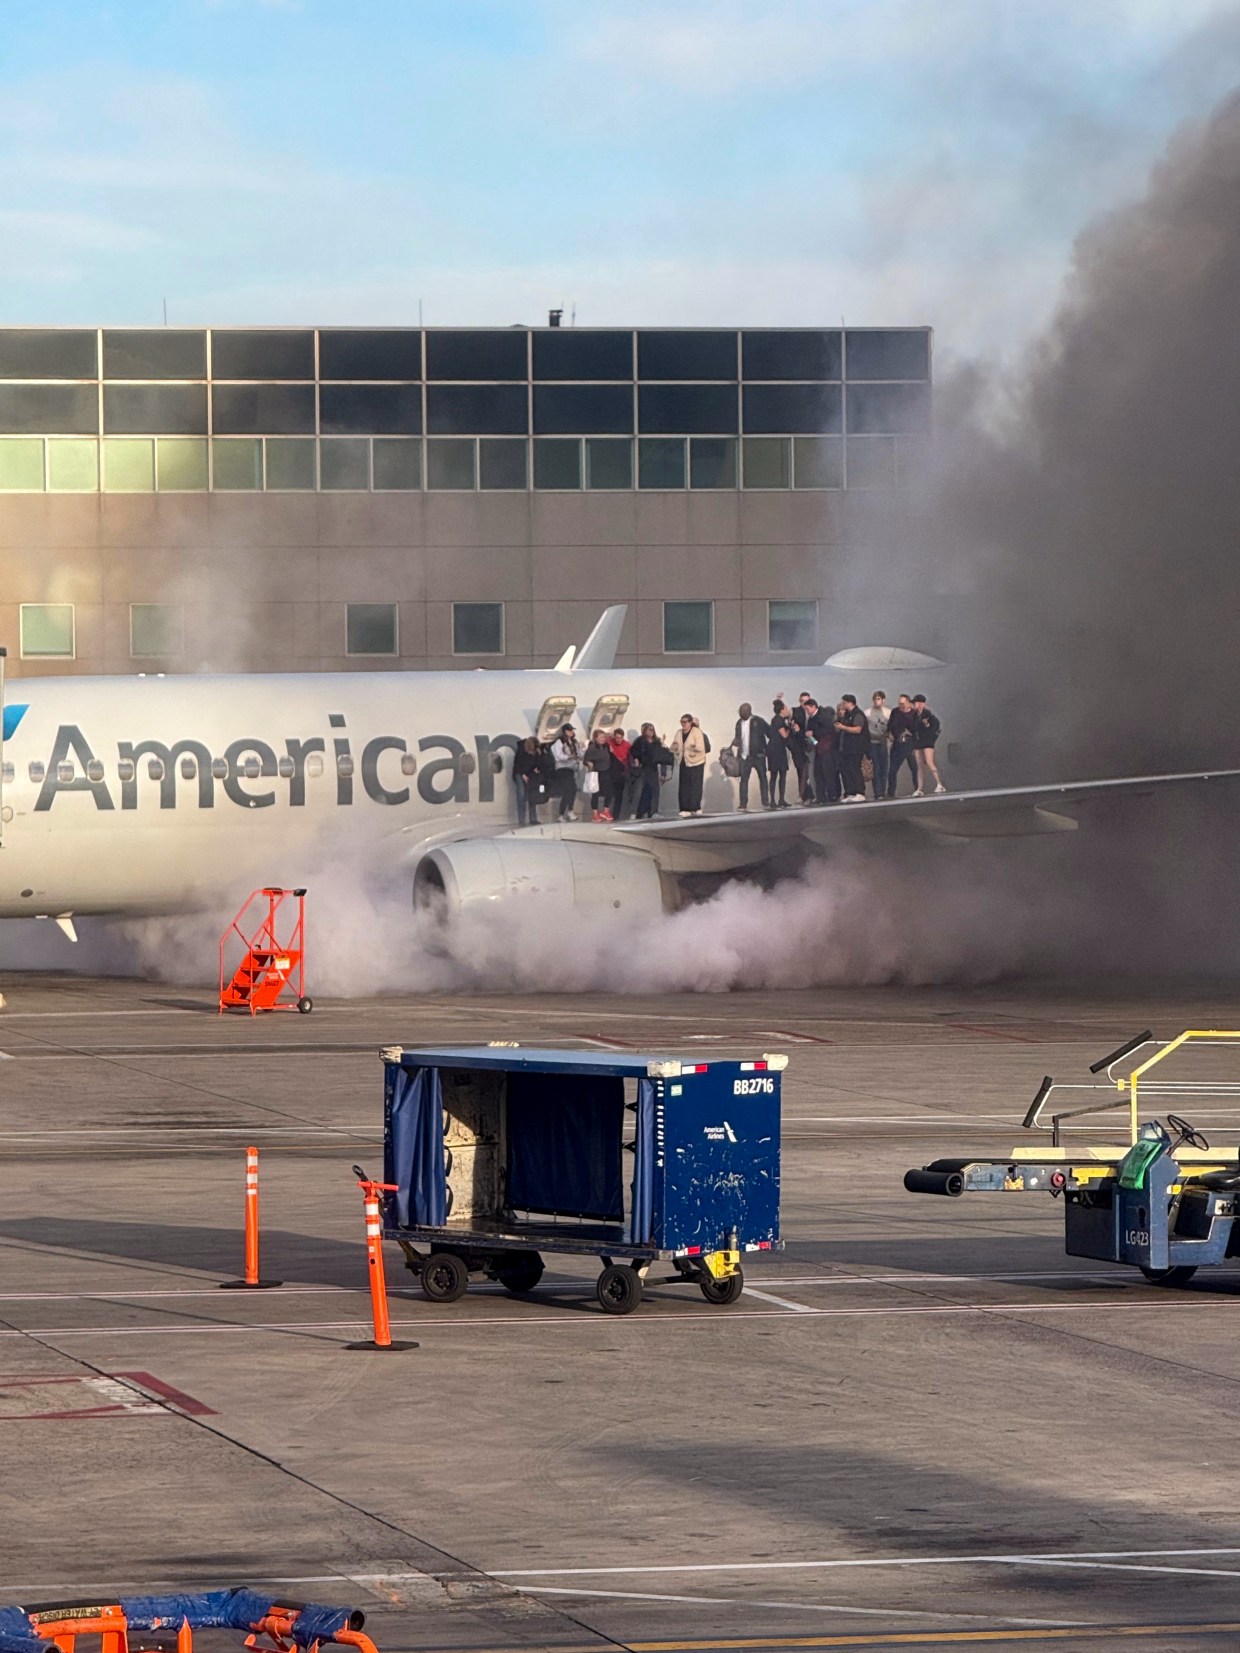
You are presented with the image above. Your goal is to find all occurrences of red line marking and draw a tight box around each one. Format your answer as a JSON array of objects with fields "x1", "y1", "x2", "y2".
[
  {"x1": 950, "y1": 1023, "x2": 1045, "y2": 1045},
  {"x1": 114, "y1": 1370, "x2": 217, "y2": 1416}
]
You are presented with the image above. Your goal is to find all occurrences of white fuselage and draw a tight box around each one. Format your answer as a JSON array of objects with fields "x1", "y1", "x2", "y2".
[{"x1": 0, "y1": 664, "x2": 957, "y2": 918}]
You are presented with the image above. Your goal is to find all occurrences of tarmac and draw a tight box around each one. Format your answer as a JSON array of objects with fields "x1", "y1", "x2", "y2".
[{"x1": 4, "y1": 973, "x2": 1240, "y2": 1651}]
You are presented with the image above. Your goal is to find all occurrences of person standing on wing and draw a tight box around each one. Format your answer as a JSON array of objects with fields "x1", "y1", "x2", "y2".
[
  {"x1": 835, "y1": 693, "x2": 869, "y2": 802},
  {"x1": 730, "y1": 701, "x2": 770, "y2": 812},
  {"x1": 911, "y1": 694, "x2": 946, "y2": 795},
  {"x1": 886, "y1": 694, "x2": 918, "y2": 798},
  {"x1": 767, "y1": 698, "x2": 792, "y2": 809},
  {"x1": 866, "y1": 690, "x2": 891, "y2": 800},
  {"x1": 549, "y1": 723, "x2": 582, "y2": 820},
  {"x1": 670, "y1": 712, "x2": 709, "y2": 816}
]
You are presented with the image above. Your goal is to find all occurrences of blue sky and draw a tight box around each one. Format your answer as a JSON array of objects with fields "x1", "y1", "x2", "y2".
[{"x1": 2, "y1": 0, "x2": 1239, "y2": 360}]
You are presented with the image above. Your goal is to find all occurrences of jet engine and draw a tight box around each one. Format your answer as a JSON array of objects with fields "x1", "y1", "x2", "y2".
[{"x1": 412, "y1": 835, "x2": 668, "y2": 922}]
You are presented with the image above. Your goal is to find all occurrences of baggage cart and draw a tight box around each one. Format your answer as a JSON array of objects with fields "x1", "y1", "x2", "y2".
[{"x1": 379, "y1": 1044, "x2": 784, "y2": 1314}]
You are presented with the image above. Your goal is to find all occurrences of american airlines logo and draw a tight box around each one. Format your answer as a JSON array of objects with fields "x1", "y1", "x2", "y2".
[
  {"x1": 24, "y1": 717, "x2": 522, "y2": 813},
  {"x1": 2, "y1": 704, "x2": 27, "y2": 740}
]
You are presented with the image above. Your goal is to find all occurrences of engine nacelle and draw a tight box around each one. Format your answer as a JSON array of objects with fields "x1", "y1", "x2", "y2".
[{"x1": 413, "y1": 834, "x2": 668, "y2": 921}]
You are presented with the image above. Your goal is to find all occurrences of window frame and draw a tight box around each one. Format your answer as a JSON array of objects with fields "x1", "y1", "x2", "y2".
[
  {"x1": 767, "y1": 599, "x2": 819, "y2": 653},
  {"x1": 452, "y1": 600, "x2": 505, "y2": 657},
  {"x1": 345, "y1": 601, "x2": 400, "y2": 658},
  {"x1": 129, "y1": 603, "x2": 185, "y2": 659},
  {"x1": 20, "y1": 602, "x2": 76, "y2": 660},
  {"x1": 662, "y1": 599, "x2": 714, "y2": 656}
]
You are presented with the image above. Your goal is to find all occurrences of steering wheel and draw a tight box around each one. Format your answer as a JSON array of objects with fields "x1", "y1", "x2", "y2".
[{"x1": 1166, "y1": 1112, "x2": 1210, "y2": 1152}]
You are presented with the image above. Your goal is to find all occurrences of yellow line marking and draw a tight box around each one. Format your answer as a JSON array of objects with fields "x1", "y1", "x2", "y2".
[{"x1": 627, "y1": 1622, "x2": 1240, "y2": 1649}]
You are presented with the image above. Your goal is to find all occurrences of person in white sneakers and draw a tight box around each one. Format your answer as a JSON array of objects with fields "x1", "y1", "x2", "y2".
[
  {"x1": 549, "y1": 723, "x2": 582, "y2": 819},
  {"x1": 910, "y1": 694, "x2": 946, "y2": 794}
]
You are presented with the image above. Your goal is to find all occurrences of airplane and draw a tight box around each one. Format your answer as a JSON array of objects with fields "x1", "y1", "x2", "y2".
[{"x1": 1, "y1": 607, "x2": 1237, "y2": 943}]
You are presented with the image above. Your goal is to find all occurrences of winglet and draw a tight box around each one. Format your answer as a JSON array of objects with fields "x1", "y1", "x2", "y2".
[
  {"x1": 553, "y1": 643, "x2": 577, "y2": 673},
  {"x1": 573, "y1": 605, "x2": 627, "y2": 672}
]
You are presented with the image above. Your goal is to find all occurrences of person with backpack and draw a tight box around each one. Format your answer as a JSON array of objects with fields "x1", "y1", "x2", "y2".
[
  {"x1": 670, "y1": 712, "x2": 710, "y2": 816},
  {"x1": 911, "y1": 694, "x2": 946, "y2": 795}
]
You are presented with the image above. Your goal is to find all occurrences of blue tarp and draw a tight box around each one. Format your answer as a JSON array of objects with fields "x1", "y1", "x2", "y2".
[
  {"x1": 630, "y1": 1078, "x2": 657, "y2": 1244},
  {"x1": 506, "y1": 1071, "x2": 624, "y2": 1221},
  {"x1": 385, "y1": 1064, "x2": 448, "y2": 1228},
  {"x1": 0, "y1": 1608, "x2": 40, "y2": 1653},
  {"x1": 4, "y1": 1594, "x2": 360, "y2": 1650}
]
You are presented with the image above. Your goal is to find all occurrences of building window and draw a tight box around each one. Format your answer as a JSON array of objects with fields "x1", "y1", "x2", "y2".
[
  {"x1": 131, "y1": 603, "x2": 184, "y2": 658},
  {"x1": 213, "y1": 438, "x2": 263, "y2": 490},
  {"x1": 319, "y1": 383, "x2": 422, "y2": 434},
  {"x1": 663, "y1": 600, "x2": 713, "y2": 654},
  {"x1": 0, "y1": 328, "x2": 97, "y2": 379},
  {"x1": 102, "y1": 329, "x2": 206, "y2": 380},
  {"x1": 479, "y1": 438, "x2": 528, "y2": 490},
  {"x1": 768, "y1": 600, "x2": 818, "y2": 652},
  {"x1": 156, "y1": 438, "x2": 208, "y2": 491},
  {"x1": 104, "y1": 383, "x2": 208, "y2": 435},
  {"x1": 453, "y1": 601, "x2": 504, "y2": 656},
  {"x1": 846, "y1": 436, "x2": 898, "y2": 488},
  {"x1": 346, "y1": 602, "x2": 398, "y2": 656},
  {"x1": 742, "y1": 437, "x2": 790, "y2": 489},
  {"x1": 372, "y1": 438, "x2": 422, "y2": 490},
  {"x1": 0, "y1": 438, "x2": 44, "y2": 491},
  {"x1": 585, "y1": 438, "x2": 632, "y2": 489},
  {"x1": 794, "y1": 436, "x2": 844, "y2": 489},
  {"x1": 638, "y1": 437, "x2": 686, "y2": 489},
  {"x1": 426, "y1": 438, "x2": 476, "y2": 490},
  {"x1": 20, "y1": 603, "x2": 75, "y2": 659},
  {"x1": 48, "y1": 439, "x2": 98, "y2": 491},
  {"x1": 319, "y1": 438, "x2": 371, "y2": 490},
  {"x1": 689, "y1": 437, "x2": 737, "y2": 489},
  {"x1": 844, "y1": 328, "x2": 930, "y2": 381},
  {"x1": 103, "y1": 438, "x2": 155, "y2": 492},
  {"x1": 638, "y1": 384, "x2": 738, "y2": 435},
  {"x1": 265, "y1": 438, "x2": 316, "y2": 490},
  {"x1": 533, "y1": 438, "x2": 581, "y2": 490},
  {"x1": 211, "y1": 329, "x2": 315, "y2": 380}
]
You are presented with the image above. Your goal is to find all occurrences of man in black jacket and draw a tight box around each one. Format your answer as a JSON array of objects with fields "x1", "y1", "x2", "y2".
[
  {"x1": 628, "y1": 723, "x2": 673, "y2": 818},
  {"x1": 790, "y1": 691, "x2": 814, "y2": 803},
  {"x1": 835, "y1": 693, "x2": 869, "y2": 802},
  {"x1": 804, "y1": 698, "x2": 840, "y2": 804},
  {"x1": 731, "y1": 702, "x2": 770, "y2": 811},
  {"x1": 886, "y1": 693, "x2": 918, "y2": 798}
]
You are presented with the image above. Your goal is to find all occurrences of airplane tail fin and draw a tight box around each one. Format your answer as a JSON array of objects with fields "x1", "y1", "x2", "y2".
[{"x1": 572, "y1": 605, "x2": 627, "y2": 672}]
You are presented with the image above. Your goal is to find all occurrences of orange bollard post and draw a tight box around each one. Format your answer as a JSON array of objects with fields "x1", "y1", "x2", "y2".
[
  {"x1": 346, "y1": 1164, "x2": 417, "y2": 1351},
  {"x1": 220, "y1": 1145, "x2": 282, "y2": 1289}
]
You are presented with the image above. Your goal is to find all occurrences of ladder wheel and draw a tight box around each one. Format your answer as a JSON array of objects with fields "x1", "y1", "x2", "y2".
[{"x1": 297, "y1": 996, "x2": 313, "y2": 1014}]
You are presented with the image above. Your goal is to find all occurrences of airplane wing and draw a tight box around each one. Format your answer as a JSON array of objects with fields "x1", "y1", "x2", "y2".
[{"x1": 609, "y1": 769, "x2": 1240, "y2": 873}]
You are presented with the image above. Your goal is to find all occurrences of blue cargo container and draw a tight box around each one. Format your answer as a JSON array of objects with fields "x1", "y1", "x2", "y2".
[{"x1": 380, "y1": 1044, "x2": 784, "y2": 1314}]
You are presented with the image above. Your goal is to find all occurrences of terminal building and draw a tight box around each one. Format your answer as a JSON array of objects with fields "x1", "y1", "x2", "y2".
[{"x1": 0, "y1": 324, "x2": 930, "y2": 677}]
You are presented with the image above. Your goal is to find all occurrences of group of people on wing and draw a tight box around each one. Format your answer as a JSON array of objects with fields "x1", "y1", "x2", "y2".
[{"x1": 511, "y1": 689, "x2": 944, "y2": 825}]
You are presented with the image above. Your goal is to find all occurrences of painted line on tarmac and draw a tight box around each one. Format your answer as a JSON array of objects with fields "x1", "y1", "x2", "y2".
[
  {"x1": 626, "y1": 1625, "x2": 1240, "y2": 1648},
  {"x1": 744, "y1": 1287, "x2": 815, "y2": 1313},
  {"x1": 525, "y1": 1586, "x2": 1064, "y2": 1627},
  {"x1": 0, "y1": 1125, "x2": 376, "y2": 1139},
  {"x1": 6, "y1": 1294, "x2": 1240, "y2": 1339},
  {"x1": 491, "y1": 1546, "x2": 1240, "y2": 1579}
]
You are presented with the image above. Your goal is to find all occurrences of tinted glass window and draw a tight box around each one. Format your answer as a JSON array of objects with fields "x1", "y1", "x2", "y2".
[
  {"x1": 131, "y1": 604, "x2": 183, "y2": 657},
  {"x1": 372, "y1": 438, "x2": 422, "y2": 490},
  {"x1": 769, "y1": 600, "x2": 817, "y2": 651},
  {"x1": 320, "y1": 383, "x2": 422, "y2": 435},
  {"x1": 533, "y1": 383, "x2": 632, "y2": 434},
  {"x1": 0, "y1": 384, "x2": 97, "y2": 435},
  {"x1": 103, "y1": 438, "x2": 155, "y2": 491},
  {"x1": 320, "y1": 439, "x2": 370, "y2": 490},
  {"x1": 213, "y1": 438, "x2": 262, "y2": 490},
  {"x1": 743, "y1": 383, "x2": 842, "y2": 435},
  {"x1": 689, "y1": 437, "x2": 737, "y2": 489},
  {"x1": 639, "y1": 384, "x2": 737, "y2": 434},
  {"x1": 479, "y1": 438, "x2": 528, "y2": 490},
  {"x1": 637, "y1": 437, "x2": 686, "y2": 489},
  {"x1": 847, "y1": 381, "x2": 931, "y2": 434},
  {"x1": 638, "y1": 331, "x2": 736, "y2": 380},
  {"x1": 427, "y1": 383, "x2": 527, "y2": 435},
  {"x1": 104, "y1": 383, "x2": 208, "y2": 435},
  {"x1": 211, "y1": 330, "x2": 315, "y2": 380},
  {"x1": 532, "y1": 330, "x2": 632, "y2": 380},
  {"x1": 265, "y1": 438, "x2": 316, "y2": 489},
  {"x1": 793, "y1": 436, "x2": 844, "y2": 488},
  {"x1": 0, "y1": 439, "x2": 43, "y2": 490},
  {"x1": 533, "y1": 438, "x2": 581, "y2": 489},
  {"x1": 426, "y1": 438, "x2": 476, "y2": 489},
  {"x1": 742, "y1": 330, "x2": 841, "y2": 380},
  {"x1": 47, "y1": 439, "x2": 98, "y2": 491},
  {"x1": 453, "y1": 601, "x2": 504, "y2": 654},
  {"x1": 347, "y1": 602, "x2": 398, "y2": 655},
  {"x1": 156, "y1": 439, "x2": 208, "y2": 490},
  {"x1": 845, "y1": 329, "x2": 930, "y2": 380},
  {"x1": 585, "y1": 438, "x2": 632, "y2": 489},
  {"x1": 21, "y1": 603, "x2": 74, "y2": 658},
  {"x1": 663, "y1": 600, "x2": 713, "y2": 653},
  {"x1": 742, "y1": 437, "x2": 790, "y2": 488},
  {"x1": 102, "y1": 330, "x2": 206, "y2": 379},
  {"x1": 318, "y1": 329, "x2": 422, "y2": 380},
  {"x1": 0, "y1": 329, "x2": 97, "y2": 378},
  {"x1": 425, "y1": 330, "x2": 528, "y2": 381},
  {"x1": 212, "y1": 384, "x2": 316, "y2": 434}
]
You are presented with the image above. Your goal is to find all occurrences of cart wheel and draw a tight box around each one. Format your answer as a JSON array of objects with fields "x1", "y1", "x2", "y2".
[
  {"x1": 297, "y1": 996, "x2": 313, "y2": 1014},
  {"x1": 1139, "y1": 1264, "x2": 1198, "y2": 1287},
  {"x1": 597, "y1": 1263, "x2": 643, "y2": 1315},
  {"x1": 496, "y1": 1251, "x2": 544, "y2": 1295},
  {"x1": 421, "y1": 1251, "x2": 469, "y2": 1303},
  {"x1": 699, "y1": 1267, "x2": 744, "y2": 1306}
]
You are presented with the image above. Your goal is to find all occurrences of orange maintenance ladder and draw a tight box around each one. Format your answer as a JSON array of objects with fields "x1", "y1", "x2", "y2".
[
  {"x1": 219, "y1": 887, "x2": 311, "y2": 1016},
  {"x1": 1, "y1": 1591, "x2": 377, "y2": 1653}
]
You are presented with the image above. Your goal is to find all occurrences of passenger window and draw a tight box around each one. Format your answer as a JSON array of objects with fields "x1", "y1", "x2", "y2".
[
  {"x1": 86, "y1": 760, "x2": 105, "y2": 783},
  {"x1": 400, "y1": 752, "x2": 417, "y2": 776},
  {"x1": 28, "y1": 762, "x2": 44, "y2": 782},
  {"x1": 306, "y1": 754, "x2": 325, "y2": 778},
  {"x1": 210, "y1": 758, "x2": 228, "y2": 780},
  {"x1": 57, "y1": 762, "x2": 74, "y2": 783},
  {"x1": 180, "y1": 757, "x2": 197, "y2": 779},
  {"x1": 242, "y1": 756, "x2": 261, "y2": 780},
  {"x1": 117, "y1": 759, "x2": 135, "y2": 783},
  {"x1": 336, "y1": 755, "x2": 354, "y2": 778},
  {"x1": 277, "y1": 756, "x2": 295, "y2": 779},
  {"x1": 147, "y1": 758, "x2": 164, "y2": 780},
  {"x1": 1, "y1": 761, "x2": 13, "y2": 784}
]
